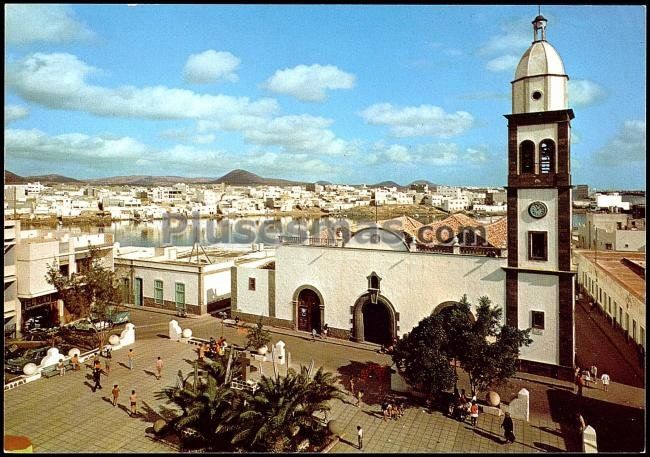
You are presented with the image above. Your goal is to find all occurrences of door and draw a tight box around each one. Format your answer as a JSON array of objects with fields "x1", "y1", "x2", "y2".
[
  {"x1": 134, "y1": 277, "x2": 143, "y2": 306},
  {"x1": 296, "y1": 289, "x2": 320, "y2": 332}
]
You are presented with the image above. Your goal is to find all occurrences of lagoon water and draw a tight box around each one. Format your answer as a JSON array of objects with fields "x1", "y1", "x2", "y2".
[{"x1": 47, "y1": 213, "x2": 588, "y2": 248}]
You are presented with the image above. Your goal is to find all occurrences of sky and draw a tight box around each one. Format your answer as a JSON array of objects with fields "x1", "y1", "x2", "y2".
[{"x1": 4, "y1": 4, "x2": 646, "y2": 189}]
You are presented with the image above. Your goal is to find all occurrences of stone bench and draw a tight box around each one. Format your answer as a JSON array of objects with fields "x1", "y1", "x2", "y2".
[{"x1": 41, "y1": 360, "x2": 73, "y2": 378}]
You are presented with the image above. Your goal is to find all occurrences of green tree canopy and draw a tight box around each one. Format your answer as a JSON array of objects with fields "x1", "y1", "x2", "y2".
[{"x1": 391, "y1": 313, "x2": 457, "y2": 398}]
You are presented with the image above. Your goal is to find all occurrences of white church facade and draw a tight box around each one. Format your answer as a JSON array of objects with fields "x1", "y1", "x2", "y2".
[{"x1": 231, "y1": 14, "x2": 576, "y2": 379}]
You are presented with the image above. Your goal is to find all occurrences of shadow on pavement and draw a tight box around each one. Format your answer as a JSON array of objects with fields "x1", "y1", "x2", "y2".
[
  {"x1": 547, "y1": 387, "x2": 645, "y2": 452},
  {"x1": 471, "y1": 427, "x2": 505, "y2": 444},
  {"x1": 337, "y1": 361, "x2": 391, "y2": 406},
  {"x1": 143, "y1": 369, "x2": 158, "y2": 378},
  {"x1": 534, "y1": 442, "x2": 564, "y2": 452}
]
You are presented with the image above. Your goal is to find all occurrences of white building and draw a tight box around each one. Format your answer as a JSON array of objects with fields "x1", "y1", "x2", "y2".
[
  {"x1": 232, "y1": 14, "x2": 578, "y2": 380},
  {"x1": 575, "y1": 213, "x2": 645, "y2": 252},
  {"x1": 115, "y1": 244, "x2": 274, "y2": 315},
  {"x1": 14, "y1": 229, "x2": 114, "y2": 334},
  {"x1": 4, "y1": 219, "x2": 20, "y2": 337},
  {"x1": 594, "y1": 193, "x2": 630, "y2": 212},
  {"x1": 574, "y1": 250, "x2": 645, "y2": 351}
]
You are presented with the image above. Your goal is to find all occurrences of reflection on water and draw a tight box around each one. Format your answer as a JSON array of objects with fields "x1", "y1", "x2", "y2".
[{"x1": 36, "y1": 214, "x2": 587, "y2": 247}]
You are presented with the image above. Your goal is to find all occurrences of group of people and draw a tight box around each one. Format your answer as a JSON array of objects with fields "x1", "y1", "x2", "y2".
[
  {"x1": 574, "y1": 364, "x2": 610, "y2": 396},
  {"x1": 449, "y1": 389, "x2": 477, "y2": 423},
  {"x1": 199, "y1": 336, "x2": 228, "y2": 360},
  {"x1": 311, "y1": 324, "x2": 329, "y2": 341},
  {"x1": 380, "y1": 398, "x2": 404, "y2": 421}
]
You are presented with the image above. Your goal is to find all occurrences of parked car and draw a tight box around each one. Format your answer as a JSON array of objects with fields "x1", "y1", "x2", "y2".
[
  {"x1": 90, "y1": 306, "x2": 130, "y2": 325},
  {"x1": 67, "y1": 318, "x2": 112, "y2": 332},
  {"x1": 5, "y1": 346, "x2": 49, "y2": 374}
]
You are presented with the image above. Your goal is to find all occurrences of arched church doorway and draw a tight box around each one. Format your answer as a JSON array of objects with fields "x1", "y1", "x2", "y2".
[
  {"x1": 353, "y1": 294, "x2": 396, "y2": 346},
  {"x1": 296, "y1": 288, "x2": 322, "y2": 332},
  {"x1": 432, "y1": 301, "x2": 476, "y2": 324}
]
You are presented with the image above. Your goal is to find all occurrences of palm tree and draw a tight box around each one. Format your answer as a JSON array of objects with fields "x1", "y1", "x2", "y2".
[
  {"x1": 231, "y1": 365, "x2": 343, "y2": 452},
  {"x1": 156, "y1": 358, "x2": 239, "y2": 451}
]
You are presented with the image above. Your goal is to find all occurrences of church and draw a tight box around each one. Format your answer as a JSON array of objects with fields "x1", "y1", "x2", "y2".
[{"x1": 232, "y1": 14, "x2": 576, "y2": 379}]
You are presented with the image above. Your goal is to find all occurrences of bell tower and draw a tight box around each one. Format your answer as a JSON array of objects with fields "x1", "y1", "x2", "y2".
[{"x1": 504, "y1": 14, "x2": 575, "y2": 377}]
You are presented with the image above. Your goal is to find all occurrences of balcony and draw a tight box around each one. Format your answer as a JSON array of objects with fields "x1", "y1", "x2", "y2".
[
  {"x1": 416, "y1": 244, "x2": 504, "y2": 257},
  {"x1": 278, "y1": 236, "x2": 338, "y2": 247}
]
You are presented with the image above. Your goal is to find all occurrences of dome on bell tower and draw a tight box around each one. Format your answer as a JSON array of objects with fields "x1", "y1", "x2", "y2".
[{"x1": 511, "y1": 15, "x2": 569, "y2": 114}]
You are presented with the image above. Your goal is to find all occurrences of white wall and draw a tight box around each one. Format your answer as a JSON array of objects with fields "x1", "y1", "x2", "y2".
[
  {"x1": 236, "y1": 267, "x2": 271, "y2": 316},
  {"x1": 274, "y1": 245, "x2": 507, "y2": 340},
  {"x1": 517, "y1": 188, "x2": 559, "y2": 271},
  {"x1": 517, "y1": 273, "x2": 560, "y2": 365},
  {"x1": 202, "y1": 266, "x2": 233, "y2": 304}
]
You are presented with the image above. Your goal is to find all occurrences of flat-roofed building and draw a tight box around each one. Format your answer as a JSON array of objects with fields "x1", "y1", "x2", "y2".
[
  {"x1": 115, "y1": 244, "x2": 274, "y2": 315},
  {"x1": 574, "y1": 249, "x2": 645, "y2": 351},
  {"x1": 4, "y1": 219, "x2": 20, "y2": 337}
]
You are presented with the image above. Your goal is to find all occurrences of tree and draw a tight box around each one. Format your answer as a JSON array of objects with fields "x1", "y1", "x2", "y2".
[
  {"x1": 391, "y1": 313, "x2": 457, "y2": 400},
  {"x1": 46, "y1": 244, "x2": 122, "y2": 350},
  {"x1": 231, "y1": 365, "x2": 343, "y2": 452},
  {"x1": 457, "y1": 296, "x2": 532, "y2": 394},
  {"x1": 156, "y1": 358, "x2": 240, "y2": 452},
  {"x1": 245, "y1": 316, "x2": 271, "y2": 351},
  {"x1": 438, "y1": 294, "x2": 474, "y2": 388}
]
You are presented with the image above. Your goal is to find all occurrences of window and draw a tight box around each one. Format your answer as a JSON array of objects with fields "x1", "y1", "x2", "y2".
[
  {"x1": 633, "y1": 320, "x2": 637, "y2": 342},
  {"x1": 539, "y1": 139, "x2": 556, "y2": 174},
  {"x1": 625, "y1": 312, "x2": 630, "y2": 331},
  {"x1": 519, "y1": 140, "x2": 535, "y2": 174},
  {"x1": 154, "y1": 280, "x2": 163, "y2": 304},
  {"x1": 175, "y1": 282, "x2": 185, "y2": 308},
  {"x1": 618, "y1": 306, "x2": 623, "y2": 327},
  {"x1": 605, "y1": 243, "x2": 612, "y2": 250},
  {"x1": 248, "y1": 277, "x2": 256, "y2": 291},
  {"x1": 531, "y1": 311, "x2": 545, "y2": 330},
  {"x1": 528, "y1": 231, "x2": 548, "y2": 261}
]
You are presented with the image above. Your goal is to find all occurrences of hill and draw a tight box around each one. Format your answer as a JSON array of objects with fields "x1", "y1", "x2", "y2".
[
  {"x1": 212, "y1": 169, "x2": 305, "y2": 187},
  {"x1": 372, "y1": 180, "x2": 404, "y2": 188},
  {"x1": 86, "y1": 175, "x2": 214, "y2": 186},
  {"x1": 4, "y1": 170, "x2": 28, "y2": 184},
  {"x1": 28, "y1": 174, "x2": 82, "y2": 184},
  {"x1": 410, "y1": 179, "x2": 438, "y2": 188}
]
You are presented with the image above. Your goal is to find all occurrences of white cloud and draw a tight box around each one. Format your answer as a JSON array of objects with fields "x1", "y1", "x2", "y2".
[
  {"x1": 359, "y1": 103, "x2": 474, "y2": 138},
  {"x1": 4, "y1": 128, "x2": 150, "y2": 166},
  {"x1": 5, "y1": 4, "x2": 94, "y2": 45},
  {"x1": 568, "y1": 79, "x2": 607, "y2": 108},
  {"x1": 5, "y1": 105, "x2": 29, "y2": 124},
  {"x1": 6, "y1": 53, "x2": 279, "y2": 121},
  {"x1": 485, "y1": 55, "x2": 520, "y2": 73},
  {"x1": 593, "y1": 120, "x2": 646, "y2": 165},
  {"x1": 368, "y1": 141, "x2": 460, "y2": 167},
  {"x1": 183, "y1": 50, "x2": 241, "y2": 84},
  {"x1": 263, "y1": 64, "x2": 356, "y2": 102}
]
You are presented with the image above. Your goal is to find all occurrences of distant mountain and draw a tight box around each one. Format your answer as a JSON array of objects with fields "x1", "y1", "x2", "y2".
[
  {"x1": 4, "y1": 170, "x2": 28, "y2": 184},
  {"x1": 86, "y1": 175, "x2": 214, "y2": 186},
  {"x1": 316, "y1": 180, "x2": 332, "y2": 186},
  {"x1": 372, "y1": 180, "x2": 404, "y2": 188},
  {"x1": 410, "y1": 179, "x2": 439, "y2": 188},
  {"x1": 28, "y1": 174, "x2": 82, "y2": 184},
  {"x1": 212, "y1": 169, "x2": 305, "y2": 187}
]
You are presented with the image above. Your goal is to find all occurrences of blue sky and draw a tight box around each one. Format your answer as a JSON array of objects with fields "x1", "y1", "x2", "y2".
[{"x1": 4, "y1": 4, "x2": 646, "y2": 189}]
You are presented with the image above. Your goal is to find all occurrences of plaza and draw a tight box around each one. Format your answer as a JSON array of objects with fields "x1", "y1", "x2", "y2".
[{"x1": 4, "y1": 310, "x2": 644, "y2": 453}]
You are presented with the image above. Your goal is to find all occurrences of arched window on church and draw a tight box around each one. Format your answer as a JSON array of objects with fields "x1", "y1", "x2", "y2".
[
  {"x1": 519, "y1": 140, "x2": 535, "y2": 174},
  {"x1": 539, "y1": 139, "x2": 556, "y2": 174}
]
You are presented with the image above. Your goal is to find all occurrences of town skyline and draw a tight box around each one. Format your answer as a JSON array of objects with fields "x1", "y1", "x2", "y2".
[{"x1": 5, "y1": 5, "x2": 646, "y2": 188}]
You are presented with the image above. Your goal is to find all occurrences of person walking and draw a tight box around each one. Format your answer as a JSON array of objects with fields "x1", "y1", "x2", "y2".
[
  {"x1": 356, "y1": 389, "x2": 364, "y2": 408},
  {"x1": 312, "y1": 328, "x2": 317, "y2": 341},
  {"x1": 576, "y1": 372, "x2": 585, "y2": 397},
  {"x1": 501, "y1": 412, "x2": 515, "y2": 444},
  {"x1": 92, "y1": 367, "x2": 103, "y2": 392},
  {"x1": 57, "y1": 359, "x2": 65, "y2": 377},
  {"x1": 156, "y1": 356, "x2": 163, "y2": 380},
  {"x1": 470, "y1": 400, "x2": 479, "y2": 427},
  {"x1": 71, "y1": 353, "x2": 80, "y2": 371},
  {"x1": 176, "y1": 370, "x2": 184, "y2": 390},
  {"x1": 111, "y1": 384, "x2": 120, "y2": 407},
  {"x1": 349, "y1": 376, "x2": 356, "y2": 397},
  {"x1": 129, "y1": 390, "x2": 137, "y2": 417},
  {"x1": 127, "y1": 348, "x2": 134, "y2": 370},
  {"x1": 601, "y1": 372, "x2": 610, "y2": 392},
  {"x1": 357, "y1": 425, "x2": 363, "y2": 450},
  {"x1": 323, "y1": 323, "x2": 329, "y2": 339},
  {"x1": 590, "y1": 364, "x2": 598, "y2": 380}
]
